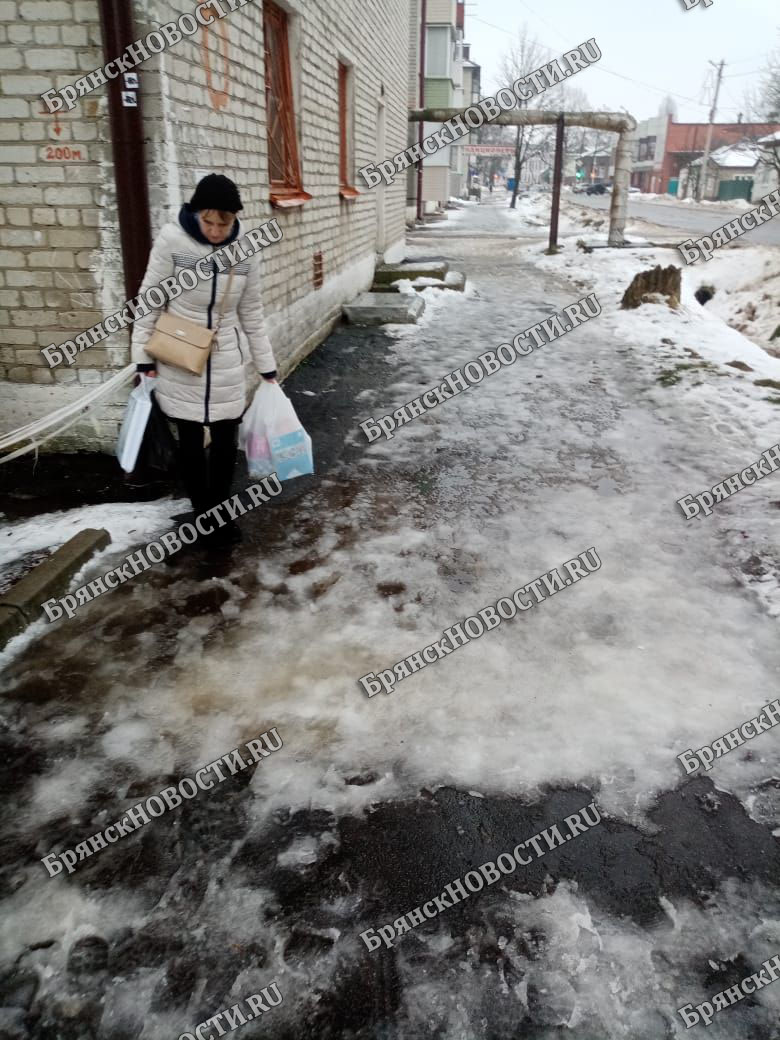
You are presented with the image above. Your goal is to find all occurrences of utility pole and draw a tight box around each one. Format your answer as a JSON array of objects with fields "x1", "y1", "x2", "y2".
[
  {"x1": 548, "y1": 112, "x2": 565, "y2": 253},
  {"x1": 697, "y1": 59, "x2": 725, "y2": 202}
]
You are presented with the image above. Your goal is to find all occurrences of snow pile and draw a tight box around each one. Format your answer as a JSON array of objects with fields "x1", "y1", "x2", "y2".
[
  {"x1": 630, "y1": 192, "x2": 754, "y2": 212},
  {"x1": 0, "y1": 497, "x2": 187, "y2": 573},
  {"x1": 693, "y1": 246, "x2": 780, "y2": 357},
  {"x1": 504, "y1": 193, "x2": 582, "y2": 236}
]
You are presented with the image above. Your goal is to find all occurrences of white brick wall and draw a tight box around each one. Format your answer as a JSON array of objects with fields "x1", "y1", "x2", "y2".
[
  {"x1": 408, "y1": 0, "x2": 420, "y2": 106},
  {"x1": 0, "y1": 0, "x2": 111, "y2": 425},
  {"x1": 0, "y1": 0, "x2": 410, "y2": 451}
]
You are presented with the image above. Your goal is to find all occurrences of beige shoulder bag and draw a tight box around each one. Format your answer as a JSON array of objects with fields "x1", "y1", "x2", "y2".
[{"x1": 146, "y1": 266, "x2": 236, "y2": 376}]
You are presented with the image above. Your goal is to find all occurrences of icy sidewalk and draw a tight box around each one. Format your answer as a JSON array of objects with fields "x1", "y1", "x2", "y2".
[
  {"x1": 1, "y1": 196, "x2": 780, "y2": 1038},
  {"x1": 527, "y1": 224, "x2": 780, "y2": 622}
]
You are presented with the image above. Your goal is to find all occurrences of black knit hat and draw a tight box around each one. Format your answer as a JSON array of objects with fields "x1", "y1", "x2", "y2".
[{"x1": 189, "y1": 174, "x2": 243, "y2": 213}]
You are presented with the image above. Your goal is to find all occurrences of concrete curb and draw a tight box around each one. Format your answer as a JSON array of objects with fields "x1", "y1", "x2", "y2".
[{"x1": 0, "y1": 528, "x2": 111, "y2": 650}]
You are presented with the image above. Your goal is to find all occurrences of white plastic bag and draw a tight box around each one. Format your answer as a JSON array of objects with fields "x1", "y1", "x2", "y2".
[
  {"x1": 239, "y1": 382, "x2": 314, "y2": 482},
  {"x1": 116, "y1": 376, "x2": 154, "y2": 473}
]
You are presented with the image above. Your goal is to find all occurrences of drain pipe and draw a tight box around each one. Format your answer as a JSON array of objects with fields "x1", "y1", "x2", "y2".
[
  {"x1": 97, "y1": 0, "x2": 152, "y2": 299},
  {"x1": 416, "y1": 0, "x2": 427, "y2": 223}
]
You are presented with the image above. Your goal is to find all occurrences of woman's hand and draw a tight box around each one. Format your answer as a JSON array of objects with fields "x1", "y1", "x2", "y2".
[{"x1": 134, "y1": 370, "x2": 157, "y2": 386}]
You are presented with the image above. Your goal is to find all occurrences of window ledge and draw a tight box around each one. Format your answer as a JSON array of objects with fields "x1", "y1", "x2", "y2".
[
  {"x1": 270, "y1": 190, "x2": 313, "y2": 209},
  {"x1": 339, "y1": 186, "x2": 360, "y2": 200}
]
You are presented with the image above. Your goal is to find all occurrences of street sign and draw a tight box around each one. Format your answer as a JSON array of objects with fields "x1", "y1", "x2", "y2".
[{"x1": 464, "y1": 145, "x2": 516, "y2": 156}]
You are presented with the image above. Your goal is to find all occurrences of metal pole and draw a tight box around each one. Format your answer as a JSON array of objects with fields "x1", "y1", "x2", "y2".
[
  {"x1": 97, "y1": 0, "x2": 152, "y2": 300},
  {"x1": 696, "y1": 59, "x2": 725, "y2": 202},
  {"x1": 548, "y1": 112, "x2": 565, "y2": 252},
  {"x1": 416, "y1": 0, "x2": 427, "y2": 223}
]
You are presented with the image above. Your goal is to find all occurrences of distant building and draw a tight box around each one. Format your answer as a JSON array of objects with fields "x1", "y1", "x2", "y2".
[
  {"x1": 630, "y1": 113, "x2": 669, "y2": 193},
  {"x1": 461, "y1": 45, "x2": 481, "y2": 193},
  {"x1": 579, "y1": 151, "x2": 613, "y2": 184},
  {"x1": 660, "y1": 120, "x2": 780, "y2": 197},
  {"x1": 680, "y1": 144, "x2": 760, "y2": 202},
  {"x1": 408, "y1": 0, "x2": 481, "y2": 215}
]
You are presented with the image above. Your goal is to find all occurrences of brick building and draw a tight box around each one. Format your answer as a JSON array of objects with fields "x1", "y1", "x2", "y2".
[
  {"x1": 0, "y1": 0, "x2": 409, "y2": 451},
  {"x1": 628, "y1": 115, "x2": 780, "y2": 197},
  {"x1": 662, "y1": 120, "x2": 780, "y2": 196}
]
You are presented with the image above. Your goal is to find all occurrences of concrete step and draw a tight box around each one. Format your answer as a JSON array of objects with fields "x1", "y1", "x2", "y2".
[
  {"x1": 371, "y1": 271, "x2": 466, "y2": 294},
  {"x1": 343, "y1": 292, "x2": 425, "y2": 325},
  {"x1": 0, "y1": 527, "x2": 111, "y2": 649},
  {"x1": 373, "y1": 260, "x2": 449, "y2": 285}
]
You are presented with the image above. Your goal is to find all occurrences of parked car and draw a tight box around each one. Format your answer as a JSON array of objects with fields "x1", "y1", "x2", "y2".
[
  {"x1": 628, "y1": 185, "x2": 641, "y2": 194},
  {"x1": 585, "y1": 183, "x2": 607, "y2": 195}
]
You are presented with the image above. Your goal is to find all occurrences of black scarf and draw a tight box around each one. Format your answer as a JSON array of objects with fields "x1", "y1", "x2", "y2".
[{"x1": 179, "y1": 204, "x2": 241, "y2": 247}]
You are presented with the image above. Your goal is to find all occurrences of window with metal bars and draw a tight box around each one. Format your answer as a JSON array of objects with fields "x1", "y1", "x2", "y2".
[
  {"x1": 339, "y1": 61, "x2": 359, "y2": 200},
  {"x1": 263, "y1": 0, "x2": 311, "y2": 208}
]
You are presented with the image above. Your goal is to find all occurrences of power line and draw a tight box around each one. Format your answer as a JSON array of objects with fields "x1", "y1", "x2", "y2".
[
  {"x1": 514, "y1": 0, "x2": 570, "y2": 48},
  {"x1": 469, "y1": 14, "x2": 747, "y2": 115},
  {"x1": 599, "y1": 66, "x2": 717, "y2": 110}
]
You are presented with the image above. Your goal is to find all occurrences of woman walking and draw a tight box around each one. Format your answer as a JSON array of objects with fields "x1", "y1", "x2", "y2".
[{"x1": 131, "y1": 174, "x2": 277, "y2": 547}]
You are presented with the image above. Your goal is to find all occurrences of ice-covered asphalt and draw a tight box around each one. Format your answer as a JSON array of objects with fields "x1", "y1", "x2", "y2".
[{"x1": 1, "y1": 190, "x2": 780, "y2": 1039}]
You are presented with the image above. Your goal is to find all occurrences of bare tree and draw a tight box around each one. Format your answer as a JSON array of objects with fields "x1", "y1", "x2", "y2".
[
  {"x1": 754, "y1": 40, "x2": 780, "y2": 188},
  {"x1": 761, "y1": 42, "x2": 780, "y2": 119},
  {"x1": 498, "y1": 26, "x2": 562, "y2": 207},
  {"x1": 497, "y1": 29, "x2": 620, "y2": 203},
  {"x1": 734, "y1": 37, "x2": 780, "y2": 195}
]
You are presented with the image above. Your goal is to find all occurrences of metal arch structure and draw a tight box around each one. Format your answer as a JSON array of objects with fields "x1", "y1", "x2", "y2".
[{"x1": 409, "y1": 108, "x2": 638, "y2": 247}]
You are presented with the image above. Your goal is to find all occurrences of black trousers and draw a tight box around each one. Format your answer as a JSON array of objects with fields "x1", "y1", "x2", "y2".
[{"x1": 174, "y1": 418, "x2": 240, "y2": 515}]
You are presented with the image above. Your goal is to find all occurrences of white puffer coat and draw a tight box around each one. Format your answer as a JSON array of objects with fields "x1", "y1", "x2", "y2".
[{"x1": 130, "y1": 220, "x2": 277, "y2": 424}]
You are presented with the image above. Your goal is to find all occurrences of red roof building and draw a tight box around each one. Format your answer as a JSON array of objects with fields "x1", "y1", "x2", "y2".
[{"x1": 661, "y1": 120, "x2": 780, "y2": 192}]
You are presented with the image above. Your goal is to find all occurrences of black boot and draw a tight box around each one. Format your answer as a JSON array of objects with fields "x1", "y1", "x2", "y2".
[{"x1": 205, "y1": 517, "x2": 242, "y2": 550}]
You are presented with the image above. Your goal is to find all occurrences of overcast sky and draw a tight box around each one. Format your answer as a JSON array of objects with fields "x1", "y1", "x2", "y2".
[{"x1": 463, "y1": 0, "x2": 778, "y2": 124}]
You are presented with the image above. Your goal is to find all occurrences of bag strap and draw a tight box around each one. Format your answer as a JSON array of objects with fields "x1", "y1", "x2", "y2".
[{"x1": 213, "y1": 265, "x2": 236, "y2": 333}]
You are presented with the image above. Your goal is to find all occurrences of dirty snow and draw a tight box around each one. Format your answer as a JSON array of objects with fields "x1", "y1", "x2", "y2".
[{"x1": 628, "y1": 191, "x2": 754, "y2": 212}]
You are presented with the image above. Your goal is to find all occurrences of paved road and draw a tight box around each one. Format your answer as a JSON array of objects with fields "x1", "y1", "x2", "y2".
[{"x1": 576, "y1": 192, "x2": 780, "y2": 246}]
